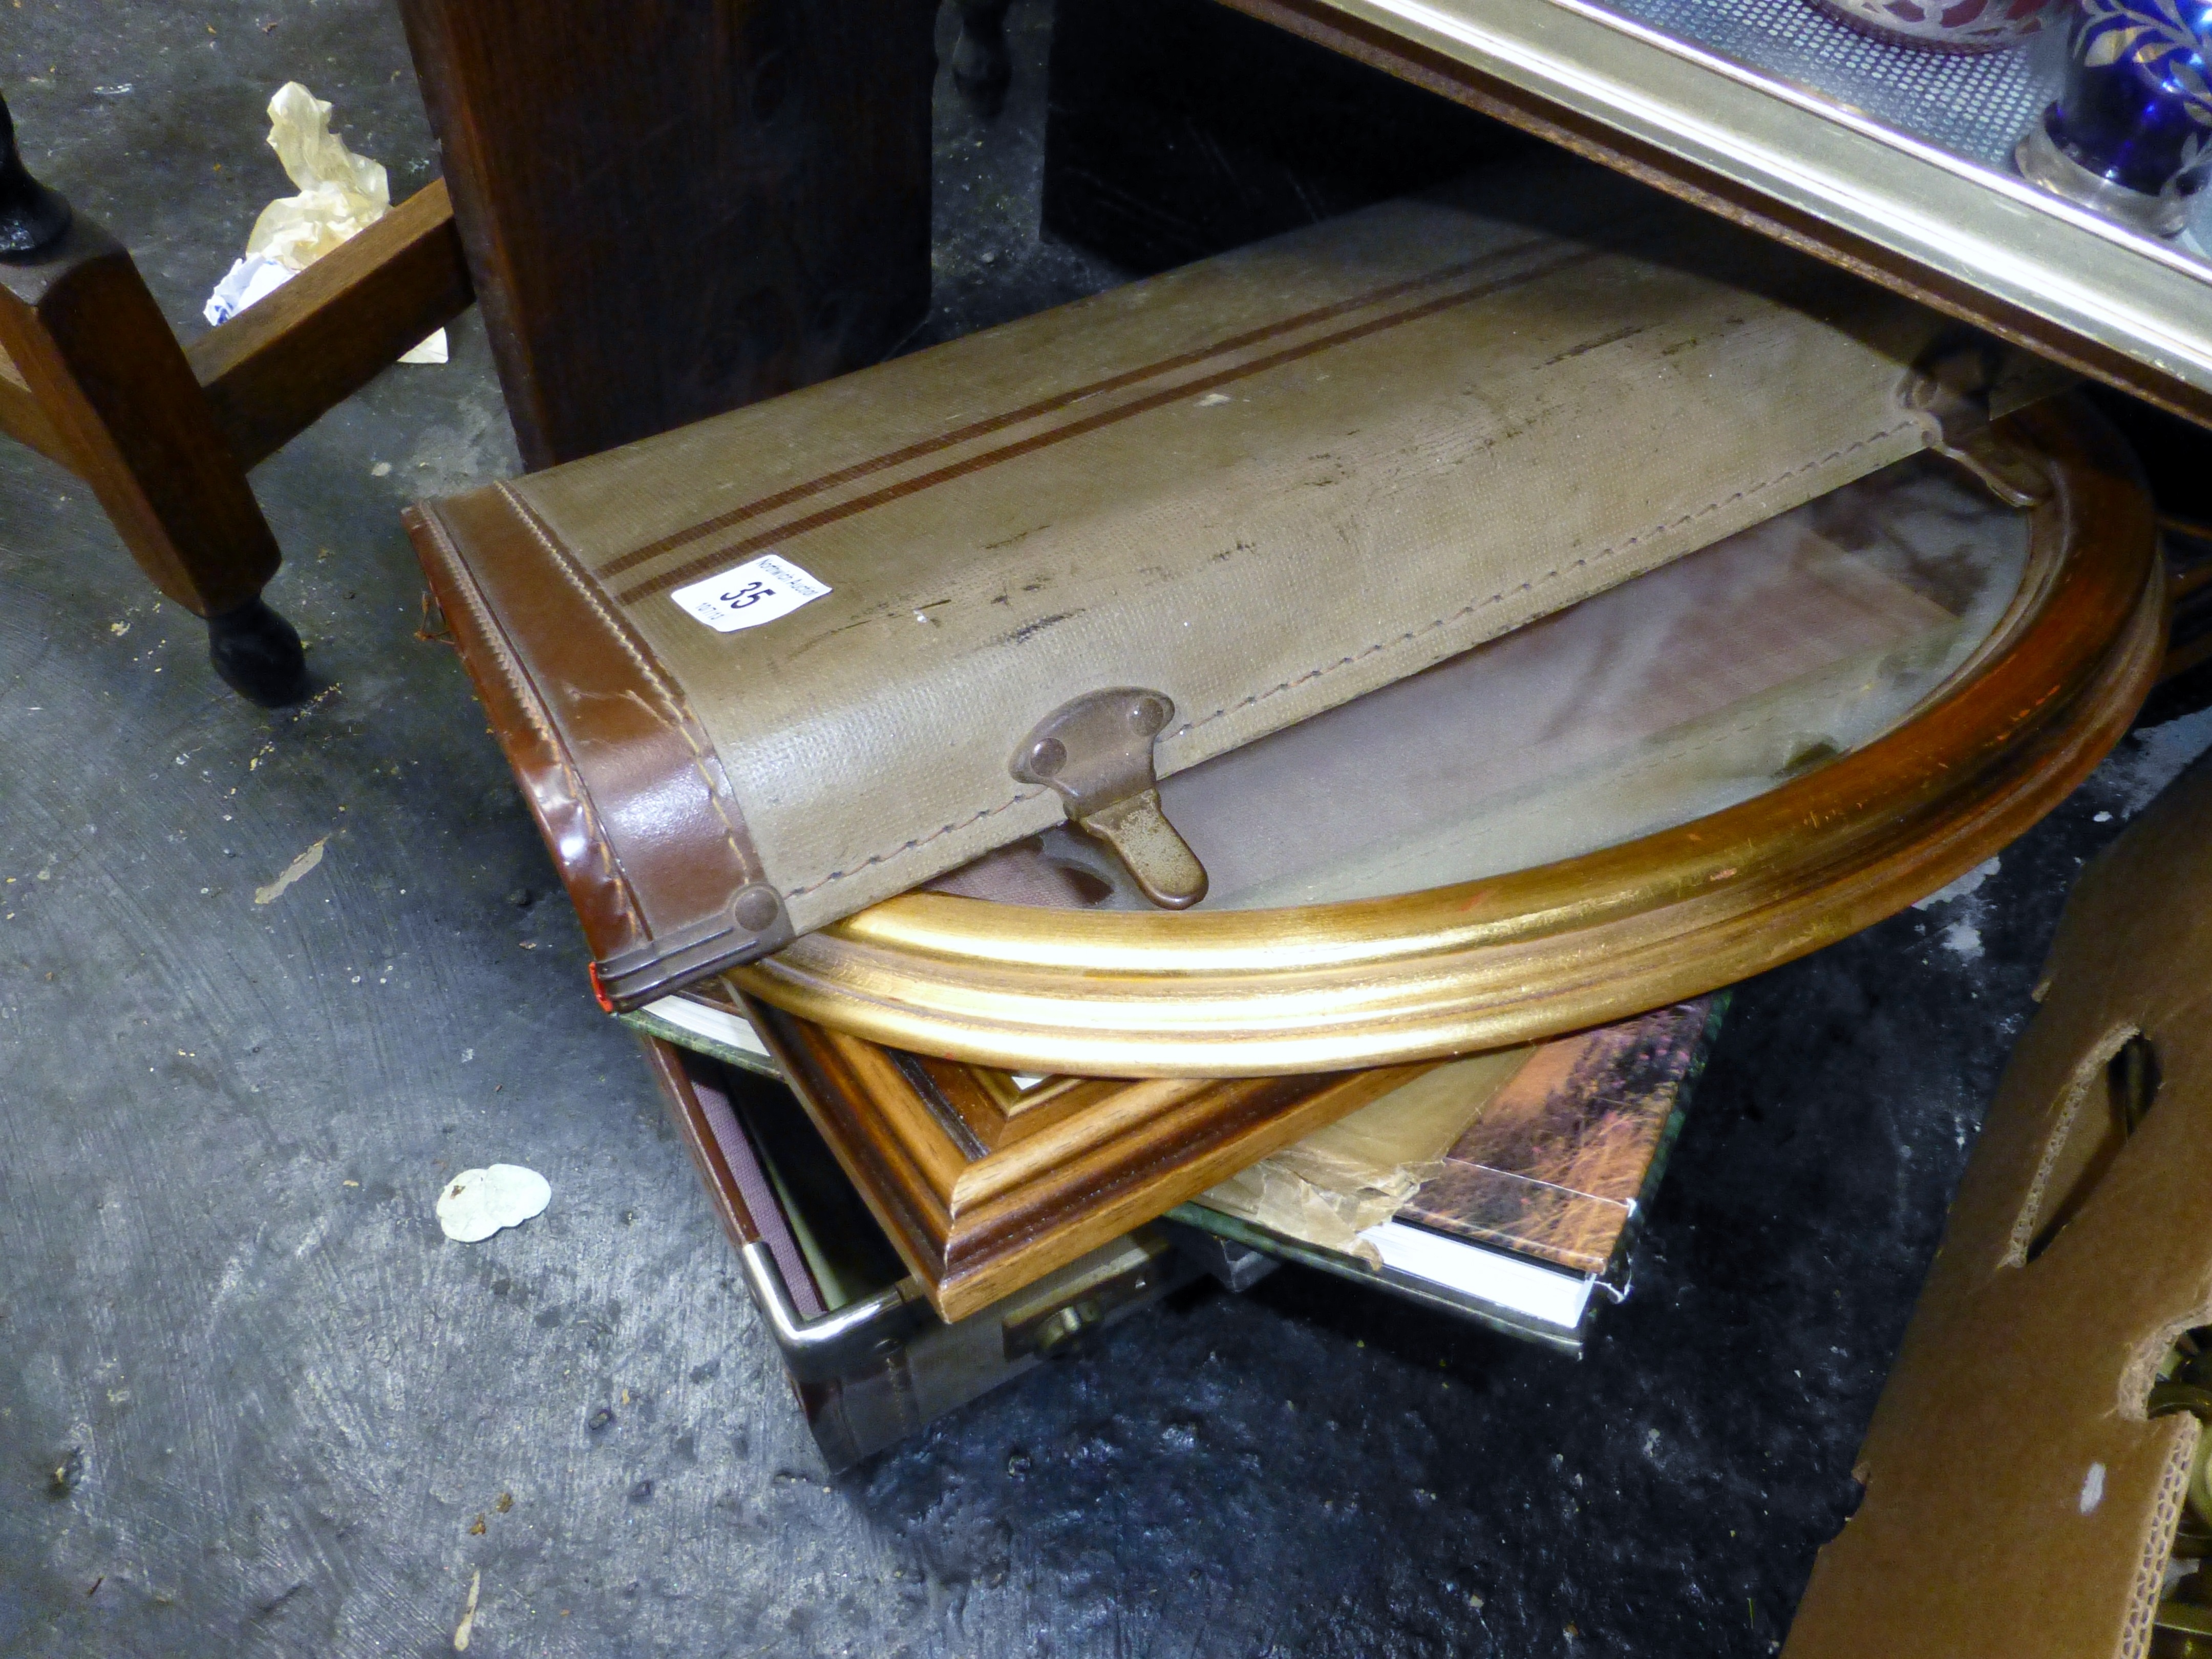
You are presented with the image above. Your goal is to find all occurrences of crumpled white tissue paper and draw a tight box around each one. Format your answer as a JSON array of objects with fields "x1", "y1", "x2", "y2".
[{"x1": 204, "y1": 81, "x2": 446, "y2": 363}]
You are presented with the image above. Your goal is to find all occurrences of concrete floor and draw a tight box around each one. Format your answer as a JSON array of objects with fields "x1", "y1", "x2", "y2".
[{"x1": 6, "y1": 5, "x2": 2212, "y2": 1656}]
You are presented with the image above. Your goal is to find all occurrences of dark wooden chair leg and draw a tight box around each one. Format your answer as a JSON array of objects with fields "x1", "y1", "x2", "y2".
[
  {"x1": 0, "y1": 97, "x2": 306, "y2": 706},
  {"x1": 951, "y1": 0, "x2": 1016, "y2": 117}
]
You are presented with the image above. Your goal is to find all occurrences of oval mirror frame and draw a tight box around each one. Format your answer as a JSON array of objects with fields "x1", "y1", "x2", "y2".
[{"x1": 731, "y1": 400, "x2": 2165, "y2": 1077}]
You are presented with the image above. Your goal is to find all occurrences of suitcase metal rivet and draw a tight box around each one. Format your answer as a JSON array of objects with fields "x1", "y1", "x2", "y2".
[{"x1": 731, "y1": 884, "x2": 783, "y2": 935}]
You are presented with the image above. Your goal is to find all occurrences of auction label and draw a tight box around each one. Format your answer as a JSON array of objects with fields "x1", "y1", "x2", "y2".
[{"x1": 670, "y1": 553, "x2": 832, "y2": 633}]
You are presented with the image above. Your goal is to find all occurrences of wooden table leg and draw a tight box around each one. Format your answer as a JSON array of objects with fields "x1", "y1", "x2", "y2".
[
  {"x1": 0, "y1": 103, "x2": 307, "y2": 707},
  {"x1": 399, "y1": 0, "x2": 939, "y2": 471},
  {"x1": 951, "y1": 0, "x2": 1017, "y2": 117}
]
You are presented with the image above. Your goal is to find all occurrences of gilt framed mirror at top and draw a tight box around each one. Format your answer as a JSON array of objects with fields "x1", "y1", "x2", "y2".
[
  {"x1": 730, "y1": 398, "x2": 2164, "y2": 1079},
  {"x1": 1204, "y1": 0, "x2": 2212, "y2": 431}
]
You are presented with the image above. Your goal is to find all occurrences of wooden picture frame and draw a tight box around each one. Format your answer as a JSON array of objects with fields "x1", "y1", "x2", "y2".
[{"x1": 737, "y1": 992, "x2": 1433, "y2": 1318}]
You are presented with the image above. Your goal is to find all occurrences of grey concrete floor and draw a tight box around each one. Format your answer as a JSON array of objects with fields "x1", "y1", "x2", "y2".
[{"x1": 6, "y1": 5, "x2": 2212, "y2": 1657}]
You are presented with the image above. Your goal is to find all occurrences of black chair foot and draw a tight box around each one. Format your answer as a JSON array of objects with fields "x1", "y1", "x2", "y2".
[{"x1": 206, "y1": 596, "x2": 309, "y2": 707}]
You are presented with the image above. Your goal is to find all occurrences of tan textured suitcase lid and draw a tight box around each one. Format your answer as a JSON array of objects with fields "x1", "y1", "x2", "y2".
[{"x1": 405, "y1": 160, "x2": 2019, "y2": 1012}]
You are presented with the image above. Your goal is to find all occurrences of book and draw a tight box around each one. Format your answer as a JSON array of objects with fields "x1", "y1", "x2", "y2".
[
  {"x1": 624, "y1": 985, "x2": 778, "y2": 1077},
  {"x1": 1171, "y1": 997, "x2": 1722, "y2": 1352}
]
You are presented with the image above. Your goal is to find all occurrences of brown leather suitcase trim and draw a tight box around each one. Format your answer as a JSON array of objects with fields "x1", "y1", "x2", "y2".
[{"x1": 406, "y1": 490, "x2": 788, "y2": 1010}]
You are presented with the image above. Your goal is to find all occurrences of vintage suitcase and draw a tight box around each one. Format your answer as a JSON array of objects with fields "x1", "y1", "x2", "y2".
[
  {"x1": 405, "y1": 153, "x2": 2090, "y2": 1017},
  {"x1": 642, "y1": 1034, "x2": 1207, "y2": 1469}
]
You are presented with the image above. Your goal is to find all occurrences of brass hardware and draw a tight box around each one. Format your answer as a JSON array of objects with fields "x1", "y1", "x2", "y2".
[
  {"x1": 2112, "y1": 1031, "x2": 2161, "y2": 1135},
  {"x1": 1898, "y1": 341, "x2": 2053, "y2": 509},
  {"x1": 2151, "y1": 1337, "x2": 2212, "y2": 1623},
  {"x1": 2027, "y1": 1032, "x2": 2167, "y2": 1262},
  {"x1": 2149, "y1": 1380, "x2": 2212, "y2": 1423},
  {"x1": 2151, "y1": 1365, "x2": 2212, "y2": 1551},
  {"x1": 2178, "y1": 1519, "x2": 2212, "y2": 1563},
  {"x1": 1026, "y1": 1300, "x2": 1101, "y2": 1356},
  {"x1": 998, "y1": 1229, "x2": 1169, "y2": 1360},
  {"x1": 1011, "y1": 688, "x2": 1207, "y2": 909}
]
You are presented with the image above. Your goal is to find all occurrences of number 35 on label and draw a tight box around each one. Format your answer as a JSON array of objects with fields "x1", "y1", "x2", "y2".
[{"x1": 670, "y1": 553, "x2": 833, "y2": 633}]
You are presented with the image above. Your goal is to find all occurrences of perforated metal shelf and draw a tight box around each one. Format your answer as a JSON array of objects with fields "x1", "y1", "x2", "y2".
[{"x1": 1609, "y1": 0, "x2": 2054, "y2": 167}]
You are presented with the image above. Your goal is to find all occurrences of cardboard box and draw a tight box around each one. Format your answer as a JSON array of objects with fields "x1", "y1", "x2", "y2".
[{"x1": 1788, "y1": 760, "x2": 2212, "y2": 1657}]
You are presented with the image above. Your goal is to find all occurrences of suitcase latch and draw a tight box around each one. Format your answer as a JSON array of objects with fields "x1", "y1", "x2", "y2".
[
  {"x1": 1011, "y1": 688, "x2": 1208, "y2": 909},
  {"x1": 999, "y1": 1227, "x2": 1181, "y2": 1362},
  {"x1": 1897, "y1": 339, "x2": 2053, "y2": 509}
]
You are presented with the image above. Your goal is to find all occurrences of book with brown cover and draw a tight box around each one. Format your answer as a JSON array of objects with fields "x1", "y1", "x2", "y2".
[
  {"x1": 1175, "y1": 998, "x2": 1722, "y2": 1351},
  {"x1": 1397, "y1": 999, "x2": 1717, "y2": 1277}
]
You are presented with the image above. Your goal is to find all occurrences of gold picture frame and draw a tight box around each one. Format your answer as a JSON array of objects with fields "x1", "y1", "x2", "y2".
[{"x1": 732, "y1": 401, "x2": 2164, "y2": 1078}]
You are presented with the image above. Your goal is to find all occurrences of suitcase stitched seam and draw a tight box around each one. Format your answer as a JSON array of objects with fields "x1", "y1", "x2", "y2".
[
  {"x1": 1174, "y1": 424, "x2": 1923, "y2": 743},
  {"x1": 497, "y1": 483, "x2": 760, "y2": 884},
  {"x1": 417, "y1": 507, "x2": 646, "y2": 940},
  {"x1": 783, "y1": 423, "x2": 1920, "y2": 899},
  {"x1": 784, "y1": 792, "x2": 1049, "y2": 899}
]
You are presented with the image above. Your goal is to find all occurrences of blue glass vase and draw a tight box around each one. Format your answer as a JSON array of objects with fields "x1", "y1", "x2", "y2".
[{"x1": 2015, "y1": 0, "x2": 2212, "y2": 238}]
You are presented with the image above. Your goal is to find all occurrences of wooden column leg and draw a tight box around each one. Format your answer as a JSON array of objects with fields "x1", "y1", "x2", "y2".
[
  {"x1": 398, "y1": 0, "x2": 939, "y2": 470},
  {"x1": 0, "y1": 101, "x2": 306, "y2": 706},
  {"x1": 951, "y1": 0, "x2": 1017, "y2": 117}
]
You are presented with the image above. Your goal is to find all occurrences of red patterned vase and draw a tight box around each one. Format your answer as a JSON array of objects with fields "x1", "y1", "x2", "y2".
[{"x1": 1810, "y1": 0, "x2": 2058, "y2": 53}]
